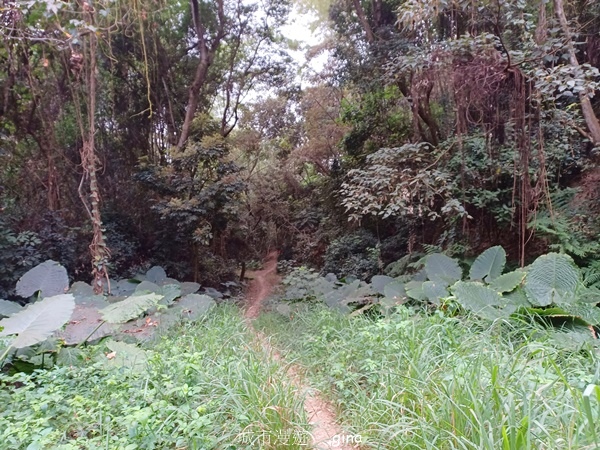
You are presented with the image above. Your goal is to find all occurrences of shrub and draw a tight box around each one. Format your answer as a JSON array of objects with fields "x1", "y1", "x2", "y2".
[{"x1": 321, "y1": 230, "x2": 379, "y2": 280}]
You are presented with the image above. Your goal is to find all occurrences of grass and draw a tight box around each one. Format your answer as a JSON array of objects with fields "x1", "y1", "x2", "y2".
[
  {"x1": 0, "y1": 305, "x2": 309, "y2": 450},
  {"x1": 5, "y1": 299, "x2": 600, "y2": 449},
  {"x1": 256, "y1": 305, "x2": 600, "y2": 449}
]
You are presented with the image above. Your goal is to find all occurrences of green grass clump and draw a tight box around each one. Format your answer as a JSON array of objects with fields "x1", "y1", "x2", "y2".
[
  {"x1": 0, "y1": 305, "x2": 309, "y2": 449},
  {"x1": 257, "y1": 306, "x2": 600, "y2": 449}
]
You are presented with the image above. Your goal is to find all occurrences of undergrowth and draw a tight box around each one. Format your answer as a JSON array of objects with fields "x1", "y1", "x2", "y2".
[
  {"x1": 0, "y1": 305, "x2": 309, "y2": 450},
  {"x1": 257, "y1": 305, "x2": 600, "y2": 449}
]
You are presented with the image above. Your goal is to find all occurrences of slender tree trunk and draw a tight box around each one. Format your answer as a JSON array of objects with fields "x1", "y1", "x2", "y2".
[
  {"x1": 79, "y1": 7, "x2": 110, "y2": 294},
  {"x1": 176, "y1": 0, "x2": 225, "y2": 151},
  {"x1": 351, "y1": 0, "x2": 375, "y2": 43},
  {"x1": 553, "y1": 0, "x2": 600, "y2": 145},
  {"x1": 176, "y1": 54, "x2": 212, "y2": 150},
  {"x1": 240, "y1": 261, "x2": 246, "y2": 282}
]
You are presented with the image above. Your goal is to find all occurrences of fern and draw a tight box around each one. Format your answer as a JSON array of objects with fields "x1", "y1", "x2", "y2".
[
  {"x1": 528, "y1": 188, "x2": 600, "y2": 259},
  {"x1": 582, "y1": 261, "x2": 600, "y2": 289},
  {"x1": 422, "y1": 244, "x2": 442, "y2": 255}
]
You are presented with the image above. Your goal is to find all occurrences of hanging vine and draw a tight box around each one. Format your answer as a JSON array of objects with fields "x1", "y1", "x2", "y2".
[{"x1": 74, "y1": 1, "x2": 110, "y2": 293}]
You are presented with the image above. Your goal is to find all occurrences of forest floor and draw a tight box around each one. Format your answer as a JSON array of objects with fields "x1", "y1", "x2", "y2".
[{"x1": 244, "y1": 251, "x2": 357, "y2": 450}]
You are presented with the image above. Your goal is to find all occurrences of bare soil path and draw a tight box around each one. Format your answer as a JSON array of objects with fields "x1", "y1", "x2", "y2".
[{"x1": 244, "y1": 251, "x2": 357, "y2": 450}]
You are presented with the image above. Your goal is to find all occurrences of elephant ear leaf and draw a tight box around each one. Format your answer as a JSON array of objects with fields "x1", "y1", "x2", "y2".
[
  {"x1": 0, "y1": 299, "x2": 23, "y2": 318},
  {"x1": 145, "y1": 266, "x2": 167, "y2": 285},
  {"x1": 524, "y1": 253, "x2": 580, "y2": 307},
  {"x1": 489, "y1": 270, "x2": 525, "y2": 293},
  {"x1": 469, "y1": 246, "x2": 506, "y2": 282},
  {"x1": 100, "y1": 293, "x2": 162, "y2": 324},
  {"x1": 452, "y1": 281, "x2": 504, "y2": 320},
  {"x1": 425, "y1": 254, "x2": 462, "y2": 284},
  {"x1": 0, "y1": 294, "x2": 75, "y2": 349},
  {"x1": 104, "y1": 340, "x2": 149, "y2": 372},
  {"x1": 371, "y1": 275, "x2": 395, "y2": 295},
  {"x1": 16, "y1": 260, "x2": 69, "y2": 298}
]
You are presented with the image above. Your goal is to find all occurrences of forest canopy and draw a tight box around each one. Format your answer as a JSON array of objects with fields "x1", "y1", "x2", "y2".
[{"x1": 1, "y1": 0, "x2": 599, "y2": 296}]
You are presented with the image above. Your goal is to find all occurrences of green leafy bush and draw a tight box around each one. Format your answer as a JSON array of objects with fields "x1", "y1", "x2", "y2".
[
  {"x1": 0, "y1": 220, "x2": 43, "y2": 298},
  {"x1": 321, "y1": 230, "x2": 379, "y2": 280},
  {"x1": 299, "y1": 245, "x2": 600, "y2": 329},
  {"x1": 391, "y1": 247, "x2": 600, "y2": 328}
]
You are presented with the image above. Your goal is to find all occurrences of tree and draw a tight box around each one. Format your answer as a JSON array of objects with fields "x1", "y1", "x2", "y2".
[
  {"x1": 326, "y1": 0, "x2": 600, "y2": 264},
  {"x1": 553, "y1": 0, "x2": 600, "y2": 145},
  {"x1": 176, "y1": 0, "x2": 226, "y2": 150}
]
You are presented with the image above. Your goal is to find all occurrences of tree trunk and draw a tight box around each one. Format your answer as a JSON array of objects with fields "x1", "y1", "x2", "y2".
[
  {"x1": 351, "y1": 0, "x2": 375, "y2": 43},
  {"x1": 176, "y1": 54, "x2": 212, "y2": 150},
  {"x1": 240, "y1": 260, "x2": 246, "y2": 282},
  {"x1": 79, "y1": 7, "x2": 110, "y2": 294},
  {"x1": 176, "y1": 0, "x2": 225, "y2": 151},
  {"x1": 553, "y1": 0, "x2": 600, "y2": 145}
]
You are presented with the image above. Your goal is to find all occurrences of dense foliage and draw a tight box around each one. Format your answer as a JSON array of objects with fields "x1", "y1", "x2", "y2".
[
  {"x1": 2, "y1": 0, "x2": 600, "y2": 446},
  {"x1": 1, "y1": 0, "x2": 600, "y2": 290}
]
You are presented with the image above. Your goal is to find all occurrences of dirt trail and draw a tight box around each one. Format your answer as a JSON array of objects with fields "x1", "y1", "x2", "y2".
[
  {"x1": 244, "y1": 250, "x2": 281, "y2": 320},
  {"x1": 244, "y1": 251, "x2": 357, "y2": 450}
]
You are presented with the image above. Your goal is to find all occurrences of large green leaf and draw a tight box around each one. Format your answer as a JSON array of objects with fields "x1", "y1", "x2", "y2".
[
  {"x1": 104, "y1": 340, "x2": 149, "y2": 372},
  {"x1": 383, "y1": 281, "x2": 406, "y2": 300},
  {"x1": 0, "y1": 294, "x2": 75, "y2": 349},
  {"x1": 312, "y1": 277, "x2": 338, "y2": 298},
  {"x1": 145, "y1": 266, "x2": 167, "y2": 285},
  {"x1": 371, "y1": 275, "x2": 395, "y2": 295},
  {"x1": 524, "y1": 253, "x2": 580, "y2": 307},
  {"x1": 559, "y1": 303, "x2": 600, "y2": 325},
  {"x1": 502, "y1": 287, "x2": 531, "y2": 314},
  {"x1": 180, "y1": 282, "x2": 201, "y2": 296},
  {"x1": 422, "y1": 280, "x2": 449, "y2": 305},
  {"x1": 176, "y1": 294, "x2": 216, "y2": 321},
  {"x1": 68, "y1": 281, "x2": 95, "y2": 298},
  {"x1": 100, "y1": 293, "x2": 162, "y2": 324},
  {"x1": 16, "y1": 260, "x2": 69, "y2": 298},
  {"x1": 469, "y1": 246, "x2": 506, "y2": 282},
  {"x1": 490, "y1": 270, "x2": 525, "y2": 293},
  {"x1": 135, "y1": 280, "x2": 161, "y2": 294},
  {"x1": 110, "y1": 279, "x2": 138, "y2": 296},
  {"x1": 452, "y1": 281, "x2": 504, "y2": 320},
  {"x1": 379, "y1": 281, "x2": 408, "y2": 310},
  {"x1": 322, "y1": 280, "x2": 370, "y2": 313},
  {"x1": 158, "y1": 284, "x2": 182, "y2": 306},
  {"x1": 56, "y1": 347, "x2": 84, "y2": 367},
  {"x1": 521, "y1": 307, "x2": 591, "y2": 328},
  {"x1": 203, "y1": 287, "x2": 224, "y2": 299},
  {"x1": 133, "y1": 281, "x2": 181, "y2": 306},
  {"x1": 0, "y1": 299, "x2": 23, "y2": 317},
  {"x1": 577, "y1": 287, "x2": 600, "y2": 304},
  {"x1": 405, "y1": 280, "x2": 426, "y2": 301},
  {"x1": 425, "y1": 254, "x2": 462, "y2": 284}
]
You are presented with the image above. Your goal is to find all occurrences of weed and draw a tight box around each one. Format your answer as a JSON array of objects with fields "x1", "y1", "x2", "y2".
[
  {"x1": 0, "y1": 305, "x2": 309, "y2": 449},
  {"x1": 257, "y1": 306, "x2": 600, "y2": 449}
]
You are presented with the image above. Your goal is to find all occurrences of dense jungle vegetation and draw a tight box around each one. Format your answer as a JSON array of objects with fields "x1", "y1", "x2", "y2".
[
  {"x1": 1, "y1": 0, "x2": 600, "y2": 291},
  {"x1": 2, "y1": 0, "x2": 600, "y2": 448}
]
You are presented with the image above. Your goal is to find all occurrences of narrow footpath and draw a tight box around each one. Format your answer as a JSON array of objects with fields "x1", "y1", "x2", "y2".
[{"x1": 244, "y1": 251, "x2": 357, "y2": 450}]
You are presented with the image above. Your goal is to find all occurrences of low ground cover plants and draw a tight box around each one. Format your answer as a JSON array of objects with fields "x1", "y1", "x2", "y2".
[
  {"x1": 257, "y1": 305, "x2": 600, "y2": 449},
  {"x1": 1, "y1": 306, "x2": 309, "y2": 449}
]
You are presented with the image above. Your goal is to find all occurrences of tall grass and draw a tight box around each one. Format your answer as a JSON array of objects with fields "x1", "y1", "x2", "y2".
[
  {"x1": 257, "y1": 306, "x2": 600, "y2": 449},
  {"x1": 0, "y1": 305, "x2": 309, "y2": 449}
]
